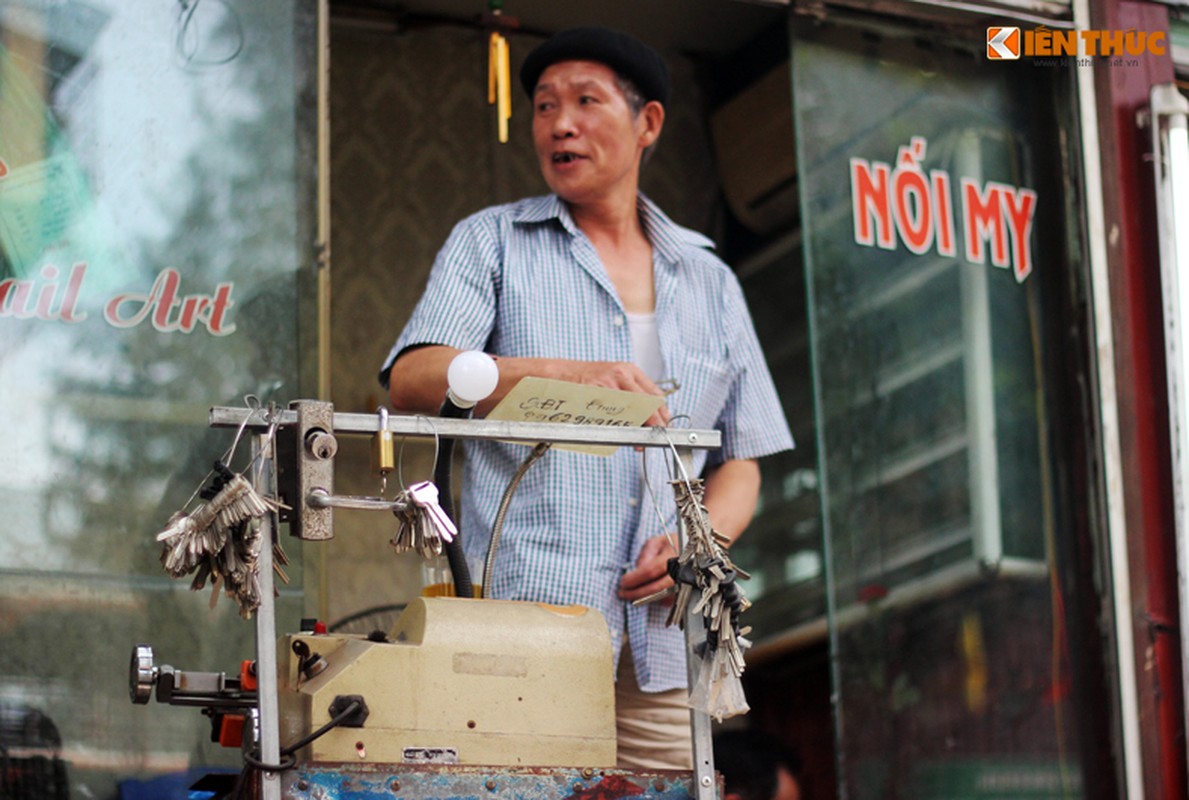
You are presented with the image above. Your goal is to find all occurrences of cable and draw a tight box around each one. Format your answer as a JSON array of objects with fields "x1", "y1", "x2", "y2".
[
  {"x1": 242, "y1": 750, "x2": 296, "y2": 773},
  {"x1": 327, "y1": 603, "x2": 406, "y2": 633},
  {"x1": 231, "y1": 763, "x2": 249, "y2": 799},
  {"x1": 434, "y1": 398, "x2": 475, "y2": 598},
  {"x1": 239, "y1": 699, "x2": 362, "y2": 776},
  {"x1": 281, "y1": 699, "x2": 362, "y2": 756},
  {"x1": 481, "y1": 443, "x2": 552, "y2": 596}
]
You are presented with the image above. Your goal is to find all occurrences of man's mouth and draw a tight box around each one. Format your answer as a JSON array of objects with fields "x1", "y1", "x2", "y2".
[{"x1": 552, "y1": 152, "x2": 582, "y2": 164}]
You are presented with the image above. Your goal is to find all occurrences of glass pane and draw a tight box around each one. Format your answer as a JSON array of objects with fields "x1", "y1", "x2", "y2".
[
  {"x1": 793, "y1": 20, "x2": 1112, "y2": 799},
  {"x1": 735, "y1": 237, "x2": 827, "y2": 640},
  {"x1": 0, "y1": 1, "x2": 317, "y2": 796}
]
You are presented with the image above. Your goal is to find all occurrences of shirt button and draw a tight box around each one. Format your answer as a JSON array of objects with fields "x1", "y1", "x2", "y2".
[
  {"x1": 628, "y1": 497, "x2": 640, "y2": 507},
  {"x1": 613, "y1": 315, "x2": 625, "y2": 327}
]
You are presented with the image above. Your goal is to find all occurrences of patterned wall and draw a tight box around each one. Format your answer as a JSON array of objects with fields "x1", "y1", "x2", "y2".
[{"x1": 322, "y1": 22, "x2": 722, "y2": 623}]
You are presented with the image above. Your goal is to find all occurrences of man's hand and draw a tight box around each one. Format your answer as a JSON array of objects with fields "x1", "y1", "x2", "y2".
[
  {"x1": 555, "y1": 361, "x2": 672, "y2": 427},
  {"x1": 618, "y1": 533, "x2": 679, "y2": 604},
  {"x1": 617, "y1": 461, "x2": 761, "y2": 606},
  {"x1": 390, "y1": 349, "x2": 671, "y2": 425}
]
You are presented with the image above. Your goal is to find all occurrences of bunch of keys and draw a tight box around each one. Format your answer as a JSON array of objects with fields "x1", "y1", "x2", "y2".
[
  {"x1": 685, "y1": 550, "x2": 752, "y2": 719},
  {"x1": 156, "y1": 462, "x2": 283, "y2": 618},
  {"x1": 389, "y1": 480, "x2": 457, "y2": 559},
  {"x1": 635, "y1": 477, "x2": 753, "y2": 720},
  {"x1": 202, "y1": 511, "x2": 262, "y2": 617}
]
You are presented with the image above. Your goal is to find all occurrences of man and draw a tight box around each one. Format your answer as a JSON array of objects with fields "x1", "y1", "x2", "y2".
[{"x1": 379, "y1": 26, "x2": 793, "y2": 769}]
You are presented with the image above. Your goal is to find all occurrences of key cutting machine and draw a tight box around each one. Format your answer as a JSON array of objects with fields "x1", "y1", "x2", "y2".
[{"x1": 129, "y1": 352, "x2": 729, "y2": 800}]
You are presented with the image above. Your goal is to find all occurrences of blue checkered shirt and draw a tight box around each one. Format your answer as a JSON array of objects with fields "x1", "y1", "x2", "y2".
[{"x1": 380, "y1": 194, "x2": 794, "y2": 691}]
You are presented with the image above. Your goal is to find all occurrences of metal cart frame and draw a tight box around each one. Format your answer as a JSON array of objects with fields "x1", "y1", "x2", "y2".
[{"x1": 210, "y1": 402, "x2": 723, "y2": 800}]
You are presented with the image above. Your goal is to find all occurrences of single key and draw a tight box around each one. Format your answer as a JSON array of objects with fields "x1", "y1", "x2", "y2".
[
  {"x1": 389, "y1": 500, "x2": 417, "y2": 553},
  {"x1": 408, "y1": 480, "x2": 457, "y2": 541},
  {"x1": 632, "y1": 584, "x2": 676, "y2": 607}
]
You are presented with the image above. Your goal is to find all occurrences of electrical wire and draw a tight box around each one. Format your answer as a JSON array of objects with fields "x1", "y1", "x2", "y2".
[
  {"x1": 280, "y1": 699, "x2": 362, "y2": 756},
  {"x1": 235, "y1": 697, "x2": 363, "y2": 796},
  {"x1": 481, "y1": 442, "x2": 552, "y2": 597},
  {"x1": 434, "y1": 401, "x2": 475, "y2": 598}
]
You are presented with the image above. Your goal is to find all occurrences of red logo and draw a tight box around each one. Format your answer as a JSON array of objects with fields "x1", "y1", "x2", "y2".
[
  {"x1": 987, "y1": 27, "x2": 1021, "y2": 59},
  {"x1": 0, "y1": 158, "x2": 8, "y2": 179}
]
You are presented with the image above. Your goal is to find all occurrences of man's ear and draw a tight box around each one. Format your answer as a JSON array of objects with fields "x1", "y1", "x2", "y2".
[{"x1": 639, "y1": 100, "x2": 665, "y2": 147}]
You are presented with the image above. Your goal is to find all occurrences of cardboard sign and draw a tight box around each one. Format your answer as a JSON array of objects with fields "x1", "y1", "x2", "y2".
[{"x1": 486, "y1": 377, "x2": 664, "y2": 455}]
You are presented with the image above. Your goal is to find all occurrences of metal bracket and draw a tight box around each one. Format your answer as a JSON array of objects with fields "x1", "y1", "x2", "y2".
[
  {"x1": 127, "y1": 644, "x2": 255, "y2": 710},
  {"x1": 276, "y1": 399, "x2": 336, "y2": 540}
]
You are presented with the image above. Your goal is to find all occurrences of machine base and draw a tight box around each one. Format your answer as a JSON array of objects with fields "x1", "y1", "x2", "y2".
[{"x1": 277, "y1": 763, "x2": 707, "y2": 800}]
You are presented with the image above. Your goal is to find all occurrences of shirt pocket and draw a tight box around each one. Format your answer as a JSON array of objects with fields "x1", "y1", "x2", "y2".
[{"x1": 672, "y1": 352, "x2": 733, "y2": 432}]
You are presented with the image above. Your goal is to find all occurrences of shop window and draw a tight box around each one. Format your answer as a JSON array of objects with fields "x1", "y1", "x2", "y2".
[
  {"x1": 792, "y1": 17, "x2": 1113, "y2": 798},
  {"x1": 700, "y1": 24, "x2": 827, "y2": 649},
  {"x1": 0, "y1": 1, "x2": 318, "y2": 795}
]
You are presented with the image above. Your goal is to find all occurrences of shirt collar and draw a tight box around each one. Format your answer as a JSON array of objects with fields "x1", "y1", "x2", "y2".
[
  {"x1": 512, "y1": 193, "x2": 716, "y2": 266},
  {"x1": 512, "y1": 194, "x2": 577, "y2": 232}
]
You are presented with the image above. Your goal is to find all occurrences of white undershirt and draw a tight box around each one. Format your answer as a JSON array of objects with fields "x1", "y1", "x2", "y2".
[{"x1": 626, "y1": 310, "x2": 664, "y2": 382}]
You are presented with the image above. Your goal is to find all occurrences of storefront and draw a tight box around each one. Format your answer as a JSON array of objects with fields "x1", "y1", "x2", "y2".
[
  {"x1": 740, "y1": 3, "x2": 1189, "y2": 797},
  {"x1": 1, "y1": 0, "x2": 1187, "y2": 797}
]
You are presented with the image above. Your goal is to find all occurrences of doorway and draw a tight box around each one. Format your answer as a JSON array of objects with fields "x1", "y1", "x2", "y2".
[{"x1": 325, "y1": 0, "x2": 833, "y2": 797}]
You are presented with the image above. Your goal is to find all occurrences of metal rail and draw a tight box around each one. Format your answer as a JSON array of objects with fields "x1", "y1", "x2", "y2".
[{"x1": 209, "y1": 406, "x2": 719, "y2": 450}]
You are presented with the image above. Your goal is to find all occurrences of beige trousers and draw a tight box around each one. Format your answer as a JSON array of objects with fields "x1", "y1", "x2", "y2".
[{"x1": 614, "y1": 643, "x2": 694, "y2": 770}]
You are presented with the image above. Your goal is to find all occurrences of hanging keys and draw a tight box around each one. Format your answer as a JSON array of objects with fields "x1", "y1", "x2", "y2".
[
  {"x1": 156, "y1": 460, "x2": 281, "y2": 618},
  {"x1": 389, "y1": 480, "x2": 456, "y2": 559},
  {"x1": 408, "y1": 481, "x2": 457, "y2": 542},
  {"x1": 389, "y1": 495, "x2": 433, "y2": 557},
  {"x1": 657, "y1": 477, "x2": 754, "y2": 721}
]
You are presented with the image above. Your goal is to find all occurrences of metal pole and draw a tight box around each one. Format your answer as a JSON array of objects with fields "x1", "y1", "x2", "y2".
[
  {"x1": 252, "y1": 432, "x2": 282, "y2": 800},
  {"x1": 1150, "y1": 82, "x2": 1189, "y2": 773},
  {"x1": 1070, "y1": 0, "x2": 1142, "y2": 793},
  {"x1": 675, "y1": 446, "x2": 717, "y2": 800}
]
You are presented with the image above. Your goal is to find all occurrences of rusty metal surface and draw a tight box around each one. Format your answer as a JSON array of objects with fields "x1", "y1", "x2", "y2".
[{"x1": 279, "y1": 763, "x2": 704, "y2": 800}]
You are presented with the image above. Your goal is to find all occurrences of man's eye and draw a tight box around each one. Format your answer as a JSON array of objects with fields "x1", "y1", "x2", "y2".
[
  {"x1": 536, "y1": 102, "x2": 554, "y2": 112},
  {"x1": 579, "y1": 95, "x2": 597, "y2": 104}
]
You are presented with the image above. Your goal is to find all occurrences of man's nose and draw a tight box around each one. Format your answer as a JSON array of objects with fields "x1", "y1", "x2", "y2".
[{"x1": 551, "y1": 107, "x2": 578, "y2": 138}]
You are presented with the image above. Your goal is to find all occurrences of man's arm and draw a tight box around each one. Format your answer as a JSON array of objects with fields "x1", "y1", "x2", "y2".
[
  {"x1": 701, "y1": 458, "x2": 762, "y2": 546},
  {"x1": 388, "y1": 344, "x2": 671, "y2": 423},
  {"x1": 617, "y1": 458, "x2": 761, "y2": 602}
]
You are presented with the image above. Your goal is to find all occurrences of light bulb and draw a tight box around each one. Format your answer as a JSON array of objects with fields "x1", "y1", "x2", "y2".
[{"x1": 447, "y1": 350, "x2": 499, "y2": 406}]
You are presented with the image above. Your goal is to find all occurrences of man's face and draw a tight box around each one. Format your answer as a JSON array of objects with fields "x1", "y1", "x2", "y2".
[{"x1": 531, "y1": 60, "x2": 661, "y2": 206}]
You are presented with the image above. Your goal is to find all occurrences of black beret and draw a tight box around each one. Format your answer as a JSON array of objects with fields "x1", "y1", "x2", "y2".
[{"x1": 520, "y1": 26, "x2": 670, "y2": 108}]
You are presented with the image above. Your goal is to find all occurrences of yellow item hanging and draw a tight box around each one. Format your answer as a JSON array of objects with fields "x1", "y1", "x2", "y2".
[
  {"x1": 960, "y1": 612, "x2": 989, "y2": 714},
  {"x1": 488, "y1": 31, "x2": 511, "y2": 143}
]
